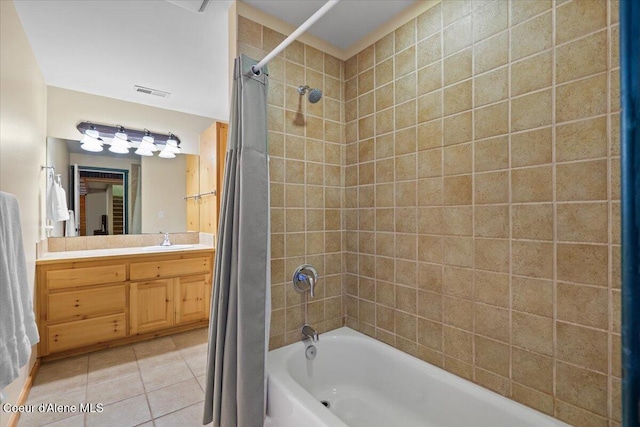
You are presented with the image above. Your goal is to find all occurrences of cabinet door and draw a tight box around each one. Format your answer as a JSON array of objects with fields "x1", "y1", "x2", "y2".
[
  {"x1": 130, "y1": 279, "x2": 174, "y2": 334},
  {"x1": 175, "y1": 274, "x2": 211, "y2": 324}
]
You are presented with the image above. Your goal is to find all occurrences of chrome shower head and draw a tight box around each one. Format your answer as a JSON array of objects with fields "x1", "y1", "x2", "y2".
[{"x1": 298, "y1": 85, "x2": 323, "y2": 104}]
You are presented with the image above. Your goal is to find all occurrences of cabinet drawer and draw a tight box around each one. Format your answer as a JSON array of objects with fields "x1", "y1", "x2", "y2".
[
  {"x1": 46, "y1": 265, "x2": 126, "y2": 290},
  {"x1": 47, "y1": 285, "x2": 126, "y2": 322},
  {"x1": 47, "y1": 313, "x2": 126, "y2": 353},
  {"x1": 130, "y1": 257, "x2": 210, "y2": 280}
]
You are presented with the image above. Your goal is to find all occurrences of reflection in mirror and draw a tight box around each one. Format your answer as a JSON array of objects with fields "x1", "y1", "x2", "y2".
[
  {"x1": 73, "y1": 167, "x2": 130, "y2": 236},
  {"x1": 46, "y1": 137, "x2": 190, "y2": 237}
]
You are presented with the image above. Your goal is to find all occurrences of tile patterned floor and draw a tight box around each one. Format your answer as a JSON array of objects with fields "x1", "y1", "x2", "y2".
[{"x1": 20, "y1": 328, "x2": 212, "y2": 427}]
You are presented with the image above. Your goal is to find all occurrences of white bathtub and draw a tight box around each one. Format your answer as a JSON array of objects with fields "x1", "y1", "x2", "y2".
[{"x1": 265, "y1": 327, "x2": 568, "y2": 427}]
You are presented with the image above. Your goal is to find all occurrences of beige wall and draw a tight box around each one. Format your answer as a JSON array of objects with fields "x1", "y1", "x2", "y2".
[
  {"x1": 141, "y1": 154, "x2": 187, "y2": 234},
  {"x1": 46, "y1": 86, "x2": 214, "y2": 155},
  {"x1": 0, "y1": 1, "x2": 47, "y2": 425},
  {"x1": 237, "y1": 16, "x2": 345, "y2": 349},
  {"x1": 343, "y1": 1, "x2": 621, "y2": 425}
]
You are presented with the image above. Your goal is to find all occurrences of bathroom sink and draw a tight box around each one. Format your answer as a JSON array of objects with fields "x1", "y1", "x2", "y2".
[{"x1": 142, "y1": 244, "x2": 194, "y2": 252}]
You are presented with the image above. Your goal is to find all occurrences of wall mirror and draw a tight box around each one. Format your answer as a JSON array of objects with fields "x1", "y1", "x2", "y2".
[{"x1": 46, "y1": 137, "x2": 194, "y2": 237}]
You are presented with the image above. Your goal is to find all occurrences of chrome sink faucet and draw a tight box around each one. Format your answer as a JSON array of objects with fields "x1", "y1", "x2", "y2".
[
  {"x1": 159, "y1": 232, "x2": 171, "y2": 246},
  {"x1": 302, "y1": 324, "x2": 319, "y2": 342}
]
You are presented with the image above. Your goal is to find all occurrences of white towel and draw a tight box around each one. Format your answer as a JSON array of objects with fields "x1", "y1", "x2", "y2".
[
  {"x1": 53, "y1": 182, "x2": 69, "y2": 222},
  {"x1": 0, "y1": 192, "x2": 40, "y2": 390},
  {"x1": 65, "y1": 210, "x2": 77, "y2": 237},
  {"x1": 47, "y1": 179, "x2": 69, "y2": 222}
]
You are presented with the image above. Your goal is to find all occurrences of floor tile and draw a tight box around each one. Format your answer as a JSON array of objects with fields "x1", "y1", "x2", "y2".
[
  {"x1": 21, "y1": 388, "x2": 86, "y2": 426},
  {"x1": 184, "y1": 352, "x2": 207, "y2": 377},
  {"x1": 88, "y1": 345, "x2": 136, "y2": 370},
  {"x1": 147, "y1": 378, "x2": 204, "y2": 418},
  {"x1": 140, "y1": 360, "x2": 194, "y2": 392},
  {"x1": 133, "y1": 337, "x2": 176, "y2": 358},
  {"x1": 88, "y1": 359, "x2": 139, "y2": 385},
  {"x1": 30, "y1": 356, "x2": 89, "y2": 400},
  {"x1": 136, "y1": 350, "x2": 184, "y2": 372},
  {"x1": 196, "y1": 374, "x2": 208, "y2": 390},
  {"x1": 28, "y1": 370, "x2": 87, "y2": 402},
  {"x1": 86, "y1": 372, "x2": 145, "y2": 405},
  {"x1": 85, "y1": 394, "x2": 151, "y2": 427},
  {"x1": 41, "y1": 414, "x2": 84, "y2": 427},
  {"x1": 154, "y1": 402, "x2": 212, "y2": 427},
  {"x1": 171, "y1": 327, "x2": 209, "y2": 350}
]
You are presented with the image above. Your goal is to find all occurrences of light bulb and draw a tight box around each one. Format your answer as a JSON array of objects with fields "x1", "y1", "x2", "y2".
[
  {"x1": 80, "y1": 134, "x2": 103, "y2": 152},
  {"x1": 109, "y1": 144, "x2": 129, "y2": 154},
  {"x1": 135, "y1": 147, "x2": 153, "y2": 156},
  {"x1": 159, "y1": 148, "x2": 176, "y2": 159}
]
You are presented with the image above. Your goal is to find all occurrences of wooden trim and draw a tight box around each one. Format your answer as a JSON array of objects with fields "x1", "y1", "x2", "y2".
[
  {"x1": 7, "y1": 359, "x2": 41, "y2": 427},
  {"x1": 41, "y1": 321, "x2": 209, "y2": 362},
  {"x1": 216, "y1": 122, "x2": 228, "y2": 224}
]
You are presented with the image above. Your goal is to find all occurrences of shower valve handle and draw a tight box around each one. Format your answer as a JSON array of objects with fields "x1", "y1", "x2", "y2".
[{"x1": 293, "y1": 265, "x2": 318, "y2": 298}]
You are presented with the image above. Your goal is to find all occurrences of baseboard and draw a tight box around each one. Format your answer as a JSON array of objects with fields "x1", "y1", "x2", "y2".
[{"x1": 7, "y1": 359, "x2": 41, "y2": 427}]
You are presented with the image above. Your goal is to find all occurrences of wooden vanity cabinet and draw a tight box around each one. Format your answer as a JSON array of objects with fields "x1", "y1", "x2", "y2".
[{"x1": 36, "y1": 249, "x2": 214, "y2": 359}]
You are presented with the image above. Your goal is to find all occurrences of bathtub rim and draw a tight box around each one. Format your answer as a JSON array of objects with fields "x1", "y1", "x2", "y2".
[{"x1": 266, "y1": 326, "x2": 569, "y2": 427}]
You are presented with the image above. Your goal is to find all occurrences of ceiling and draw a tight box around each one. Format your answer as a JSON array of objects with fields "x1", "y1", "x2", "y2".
[
  {"x1": 14, "y1": 0, "x2": 416, "y2": 120},
  {"x1": 243, "y1": 0, "x2": 417, "y2": 50},
  {"x1": 14, "y1": 0, "x2": 231, "y2": 120}
]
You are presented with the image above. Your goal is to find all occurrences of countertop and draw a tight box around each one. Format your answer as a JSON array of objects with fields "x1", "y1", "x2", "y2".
[{"x1": 37, "y1": 244, "x2": 215, "y2": 264}]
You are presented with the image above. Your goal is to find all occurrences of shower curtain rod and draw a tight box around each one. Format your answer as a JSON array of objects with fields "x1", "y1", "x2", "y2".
[{"x1": 251, "y1": 0, "x2": 341, "y2": 75}]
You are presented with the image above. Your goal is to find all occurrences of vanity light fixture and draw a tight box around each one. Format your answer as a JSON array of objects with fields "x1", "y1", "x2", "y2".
[
  {"x1": 76, "y1": 122, "x2": 181, "y2": 158},
  {"x1": 80, "y1": 126, "x2": 103, "y2": 152},
  {"x1": 108, "y1": 126, "x2": 131, "y2": 154}
]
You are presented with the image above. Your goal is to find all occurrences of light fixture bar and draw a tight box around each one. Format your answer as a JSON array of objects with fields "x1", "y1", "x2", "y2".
[{"x1": 76, "y1": 122, "x2": 180, "y2": 149}]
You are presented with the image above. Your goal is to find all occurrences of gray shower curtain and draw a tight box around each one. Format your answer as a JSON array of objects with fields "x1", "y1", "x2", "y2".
[{"x1": 203, "y1": 54, "x2": 271, "y2": 427}]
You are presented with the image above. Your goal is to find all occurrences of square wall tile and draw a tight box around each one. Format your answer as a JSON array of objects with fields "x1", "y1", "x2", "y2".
[
  {"x1": 557, "y1": 243, "x2": 609, "y2": 286},
  {"x1": 556, "y1": 30, "x2": 607, "y2": 84},
  {"x1": 474, "y1": 66, "x2": 508, "y2": 107},
  {"x1": 511, "y1": 128, "x2": 552, "y2": 167},
  {"x1": 475, "y1": 32, "x2": 508, "y2": 74},
  {"x1": 511, "y1": 166, "x2": 553, "y2": 203},
  {"x1": 511, "y1": 89, "x2": 552, "y2": 132},
  {"x1": 511, "y1": 50, "x2": 553, "y2": 97},
  {"x1": 511, "y1": 12, "x2": 552, "y2": 61},
  {"x1": 556, "y1": 160, "x2": 608, "y2": 201},
  {"x1": 556, "y1": 117, "x2": 608, "y2": 162},
  {"x1": 512, "y1": 276, "x2": 553, "y2": 318},
  {"x1": 556, "y1": 0, "x2": 607, "y2": 45},
  {"x1": 556, "y1": 361, "x2": 608, "y2": 417},
  {"x1": 556, "y1": 73, "x2": 607, "y2": 123},
  {"x1": 557, "y1": 202, "x2": 608, "y2": 243}
]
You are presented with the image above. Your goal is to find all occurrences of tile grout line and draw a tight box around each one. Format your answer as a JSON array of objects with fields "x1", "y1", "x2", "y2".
[{"x1": 551, "y1": 0, "x2": 559, "y2": 418}]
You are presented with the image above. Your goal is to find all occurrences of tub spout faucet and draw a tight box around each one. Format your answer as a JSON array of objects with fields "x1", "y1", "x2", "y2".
[{"x1": 302, "y1": 324, "x2": 319, "y2": 342}]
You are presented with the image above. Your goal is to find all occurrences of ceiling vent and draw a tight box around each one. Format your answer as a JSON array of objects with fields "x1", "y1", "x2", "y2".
[{"x1": 134, "y1": 85, "x2": 170, "y2": 98}]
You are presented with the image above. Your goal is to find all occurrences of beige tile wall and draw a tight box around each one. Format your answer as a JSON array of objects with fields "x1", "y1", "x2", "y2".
[
  {"x1": 46, "y1": 232, "x2": 201, "y2": 252},
  {"x1": 237, "y1": 17, "x2": 345, "y2": 349},
  {"x1": 343, "y1": 1, "x2": 621, "y2": 425}
]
